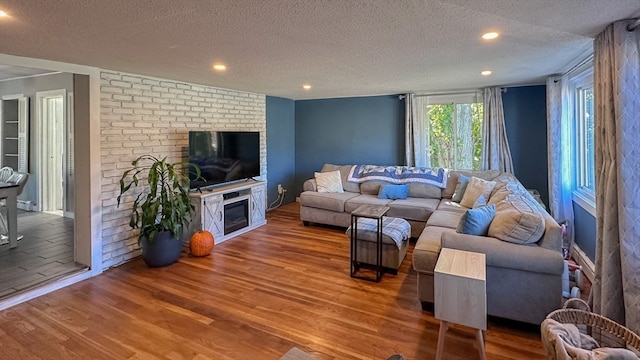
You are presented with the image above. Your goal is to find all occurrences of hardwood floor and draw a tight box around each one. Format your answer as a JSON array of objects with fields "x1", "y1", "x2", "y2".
[
  {"x1": 0, "y1": 211, "x2": 86, "y2": 299},
  {"x1": 0, "y1": 203, "x2": 546, "y2": 359}
]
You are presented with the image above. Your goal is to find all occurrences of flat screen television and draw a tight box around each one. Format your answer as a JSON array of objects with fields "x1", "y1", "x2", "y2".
[{"x1": 188, "y1": 131, "x2": 260, "y2": 189}]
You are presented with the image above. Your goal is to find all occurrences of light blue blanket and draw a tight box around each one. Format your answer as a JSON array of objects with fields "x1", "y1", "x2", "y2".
[{"x1": 347, "y1": 165, "x2": 448, "y2": 188}]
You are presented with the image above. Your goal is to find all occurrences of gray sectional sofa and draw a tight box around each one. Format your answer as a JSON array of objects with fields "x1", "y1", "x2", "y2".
[{"x1": 300, "y1": 164, "x2": 565, "y2": 325}]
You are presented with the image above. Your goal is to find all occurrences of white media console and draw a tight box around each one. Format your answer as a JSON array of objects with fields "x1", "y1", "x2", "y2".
[{"x1": 186, "y1": 179, "x2": 266, "y2": 244}]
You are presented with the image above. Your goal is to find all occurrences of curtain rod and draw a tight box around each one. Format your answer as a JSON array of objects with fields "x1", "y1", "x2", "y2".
[
  {"x1": 399, "y1": 88, "x2": 503, "y2": 100},
  {"x1": 554, "y1": 54, "x2": 594, "y2": 82},
  {"x1": 628, "y1": 18, "x2": 640, "y2": 31}
]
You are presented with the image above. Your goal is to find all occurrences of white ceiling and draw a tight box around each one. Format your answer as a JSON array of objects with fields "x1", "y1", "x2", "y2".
[{"x1": 0, "y1": 0, "x2": 639, "y2": 100}]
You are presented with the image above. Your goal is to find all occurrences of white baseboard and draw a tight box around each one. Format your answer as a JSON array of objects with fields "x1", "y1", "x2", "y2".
[{"x1": 572, "y1": 244, "x2": 595, "y2": 283}]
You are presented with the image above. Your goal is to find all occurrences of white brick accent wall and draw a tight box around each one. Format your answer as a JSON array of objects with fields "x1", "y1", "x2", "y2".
[{"x1": 100, "y1": 71, "x2": 266, "y2": 269}]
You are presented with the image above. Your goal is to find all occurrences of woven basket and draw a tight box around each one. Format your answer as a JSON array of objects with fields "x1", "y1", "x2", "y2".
[{"x1": 546, "y1": 298, "x2": 640, "y2": 357}]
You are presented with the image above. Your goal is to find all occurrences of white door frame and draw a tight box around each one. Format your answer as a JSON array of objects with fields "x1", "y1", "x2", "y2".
[
  {"x1": 35, "y1": 89, "x2": 67, "y2": 213},
  {"x1": 0, "y1": 53, "x2": 102, "y2": 311}
]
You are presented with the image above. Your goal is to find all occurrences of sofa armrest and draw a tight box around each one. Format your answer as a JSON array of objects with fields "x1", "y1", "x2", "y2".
[
  {"x1": 441, "y1": 232, "x2": 564, "y2": 275},
  {"x1": 303, "y1": 179, "x2": 317, "y2": 192}
]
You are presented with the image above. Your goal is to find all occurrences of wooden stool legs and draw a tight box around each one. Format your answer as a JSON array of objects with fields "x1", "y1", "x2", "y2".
[
  {"x1": 435, "y1": 320, "x2": 486, "y2": 360},
  {"x1": 435, "y1": 320, "x2": 448, "y2": 360}
]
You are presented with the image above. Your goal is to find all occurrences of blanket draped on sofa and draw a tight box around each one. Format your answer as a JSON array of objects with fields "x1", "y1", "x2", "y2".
[{"x1": 347, "y1": 165, "x2": 448, "y2": 188}]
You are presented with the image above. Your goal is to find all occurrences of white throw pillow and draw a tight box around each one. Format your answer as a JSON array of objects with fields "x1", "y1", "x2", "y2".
[
  {"x1": 315, "y1": 171, "x2": 344, "y2": 193},
  {"x1": 460, "y1": 177, "x2": 497, "y2": 208}
]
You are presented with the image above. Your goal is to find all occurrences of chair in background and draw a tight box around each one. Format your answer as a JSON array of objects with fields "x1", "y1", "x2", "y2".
[
  {"x1": 0, "y1": 166, "x2": 14, "y2": 183},
  {"x1": 0, "y1": 172, "x2": 29, "y2": 243}
]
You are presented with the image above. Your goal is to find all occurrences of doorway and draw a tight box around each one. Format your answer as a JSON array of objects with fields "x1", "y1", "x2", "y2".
[{"x1": 36, "y1": 90, "x2": 68, "y2": 216}]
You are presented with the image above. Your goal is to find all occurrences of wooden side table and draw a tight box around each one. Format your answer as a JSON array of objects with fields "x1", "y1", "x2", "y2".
[
  {"x1": 350, "y1": 204, "x2": 390, "y2": 282},
  {"x1": 434, "y1": 248, "x2": 487, "y2": 360}
]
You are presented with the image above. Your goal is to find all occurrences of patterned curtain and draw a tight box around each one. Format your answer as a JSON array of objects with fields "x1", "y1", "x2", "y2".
[
  {"x1": 404, "y1": 94, "x2": 428, "y2": 167},
  {"x1": 591, "y1": 19, "x2": 640, "y2": 334},
  {"x1": 546, "y1": 76, "x2": 575, "y2": 249},
  {"x1": 481, "y1": 87, "x2": 514, "y2": 173}
]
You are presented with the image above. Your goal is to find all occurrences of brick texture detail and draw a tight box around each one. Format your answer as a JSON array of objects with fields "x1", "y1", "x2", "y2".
[{"x1": 100, "y1": 71, "x2": 266, "y2": 269}]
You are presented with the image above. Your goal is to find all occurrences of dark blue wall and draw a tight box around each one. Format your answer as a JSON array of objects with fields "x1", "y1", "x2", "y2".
[
  {"x1": 502, "y1": 86, "x2": 549, "y2": 207},
  {"x1": 266, "y1": 96, "x2": 296, "y2": 205},
  {"x1": 294, "y1": 95, "x2": 404, "y2": 196},
  {"x1": 573, "y1": 203, "x2": 596, "y2": 261}
]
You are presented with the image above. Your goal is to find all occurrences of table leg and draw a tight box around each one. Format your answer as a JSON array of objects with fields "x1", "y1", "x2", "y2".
[
  {"x1": 436, "y1": 320, "x2": 448, "y2": 360},
  {"x1": 376, "y1": 216, "x2": 383, "y2": 282},
  {"x1": 350, "y1": 214, "x2": 356, "y2": 277},
  {"x1": 7, "y1": 190, "x2": 17, "y2": 249},
  {"x1": 476, "y1": 328, "x2": 486, "y2": 360}
]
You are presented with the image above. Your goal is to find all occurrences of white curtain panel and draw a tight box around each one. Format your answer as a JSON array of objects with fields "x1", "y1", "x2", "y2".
[
  {"x1": 546, "y1": 76, "x2": 575, "y2": 249},
  {"x1": 405, "y1": 93, "x2": 416, "y2": 166},
  {"x1": 481, "y1": 87, "x2": 514, "y2": 173},
  {"x1": 591, "y1": 19, "x2": 640, "y2": 334},
  {"x1": 404, "y1": 94, "x2": 428, "y2": 167}
]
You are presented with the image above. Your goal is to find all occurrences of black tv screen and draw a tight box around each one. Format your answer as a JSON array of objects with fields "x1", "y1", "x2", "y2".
[{"x1": 188, "y1": 131, "x2": 260, "y2": 189}]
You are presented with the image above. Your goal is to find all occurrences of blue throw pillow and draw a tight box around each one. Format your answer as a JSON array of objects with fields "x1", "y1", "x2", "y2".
[
  {"x1": 473, "y1": 195, "x2": 487, "y2": 208},
  {"x1": 378, "y1": 184, "x2": 408, "y2": 200},
  {"x1": 452, "y1": 175, "x2": 470, "y2": 203},
  {"x1": 456, "y1": 204, "x2": 496, "y2": 236}
]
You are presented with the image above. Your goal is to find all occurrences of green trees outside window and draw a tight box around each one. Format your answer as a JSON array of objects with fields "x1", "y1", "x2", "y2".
[{"x1": 426, "y1": 102, "x2": 483, "y2": 170}]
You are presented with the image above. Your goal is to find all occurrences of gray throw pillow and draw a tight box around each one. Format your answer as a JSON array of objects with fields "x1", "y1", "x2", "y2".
[{"x1": 452, "y1": 174, "x2": 470, "y2": 203}]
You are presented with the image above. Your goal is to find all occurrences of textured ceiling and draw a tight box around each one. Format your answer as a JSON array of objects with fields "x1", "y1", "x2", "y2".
[{"x1": 0, "y1": 0, "x2": 639, "y2": 100}]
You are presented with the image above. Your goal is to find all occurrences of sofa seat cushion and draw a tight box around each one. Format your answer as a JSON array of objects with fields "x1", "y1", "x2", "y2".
[
  {"x1": 426, "y1": 210, "x2": 464, "y2": 228},
  {"x1": 441, "y1": 232, "x2": 564, "y2": 275},
  {"x1": 344, "y1": 195, "x2": 393, "y2": 213},
  {"x1": 386, "y1": 198, "x2": 439, "y2": 222},
  {"x1": 437, "y1": 199, "x2": 468, "y2": 213},
  {"x1": 488, "y1": 194, "x2": 546, "y2": 244},
  {"x1": 412, "y1": 226, "x2": 456, "y2": 274},
  {"x1": 299, "y1": 191, "x2": 360, "y2": 212}
]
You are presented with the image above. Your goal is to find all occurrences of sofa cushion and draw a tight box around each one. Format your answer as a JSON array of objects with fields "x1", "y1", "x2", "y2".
[
  {"x1": 426, "y1": 210, "x2": 464, "y2": 228},
  {"x1": 489, "y1": 181, "x2": 527, "y2": 204},
  {"x1": 412, "y1": 226, "x2": 456, "y2": 273},
  {"x1": 441, "y1": 232, "x2": 564, "y2": 275},
  {"x1": 442, "y1": 169, "x2": 506, "y2": 199},
  {"x1": 460, "y1": 177, "x2": 497, "y2": 208},
  {"x1": 344, "y1": 195, "x2": 393, "y2": 213},
  {"x1": 407, "y1": 182, "x2": 442, "y2": 199},
  {"x1": 360, "y1": 181, "x2": 391, "y2": 195},
  {"x1": 299, "y1": 191, "x2": 360, "y2": 212},
  {"x1": 387, "y1": 198, "x2": 439, "y2": 222},
  {"x1": 437, "y1": 199, "x2": 468, "y2": 213},
  {"x1": 321, "y1": 164, "x2": 360, "y2": 193},
  {"x1": 488, "y1": 194, "x2": 546, "y2": 244},
  {"x1": 378, "y1": 184, "x2": 408, "y2": 200},
  {"x1": 456, "y1": 204, "x2": 496, "y2": 236}
]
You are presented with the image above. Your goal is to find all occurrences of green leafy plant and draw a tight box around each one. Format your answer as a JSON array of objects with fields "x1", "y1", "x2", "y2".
[{"x1": 117, "y1": 155, "x2": 201, "y2": 244}]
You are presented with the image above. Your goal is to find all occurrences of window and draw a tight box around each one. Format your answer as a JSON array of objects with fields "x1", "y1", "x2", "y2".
[
  {"x1": 571, "y1": 67, "x2": 596, "y2": 210},
  {"x1": 424, "y1": 92, "x2": 483, "y2": 170}
]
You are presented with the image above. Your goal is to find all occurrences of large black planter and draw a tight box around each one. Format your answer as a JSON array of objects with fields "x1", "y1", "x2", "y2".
[{"x1": 140, "y1": 231, "x2": 182, "y2": 267}]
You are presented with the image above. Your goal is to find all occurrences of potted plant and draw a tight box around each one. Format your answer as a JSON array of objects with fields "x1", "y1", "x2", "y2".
[{"x1": 117, "y1": 155, "x2": 201, "y2": 267}]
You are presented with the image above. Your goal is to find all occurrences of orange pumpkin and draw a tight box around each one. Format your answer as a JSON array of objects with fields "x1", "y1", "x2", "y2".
[{"x1": 190, "y1": 230, "x2": 214, "y2": 256}]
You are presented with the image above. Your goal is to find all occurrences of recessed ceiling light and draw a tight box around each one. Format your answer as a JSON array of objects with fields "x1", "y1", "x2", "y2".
[
  {"x1": 0, "y1": 10, "x2": 9, "y2": 17},
  {"x1": 482, "y1": 32, "x2": 499, "y2": 40},
  {"x1": 481, "y1": 70, "x2": 492, "y2": 76},
  {"x1": 303, "y1": 84, "x2": 311, "y2": 90},
  {"x1": 212, "y1": 63, "x2": 226, "y2": 71}
]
